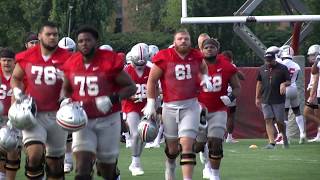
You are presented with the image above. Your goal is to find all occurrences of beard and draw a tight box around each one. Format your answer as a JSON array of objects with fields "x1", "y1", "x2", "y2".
[
  {"x1": 175, "y1": 45, "x2": 190, "y2": 55},
  {"x1": 204, "y1": 55, "x2": 217, "y2": 63},
  {"x1": 42, "y1": 42, "x2": 57, "y2": 51},
  {"x1": 83, "y1": 47, "x2": 96, "y2": 59}
]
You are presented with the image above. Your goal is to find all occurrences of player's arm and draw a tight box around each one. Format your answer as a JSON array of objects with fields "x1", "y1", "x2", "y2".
[
  {"x1": 200, "y1": 59, "x2": 208, "y2": 75},
  {"x1": 255, "y1": 80, "x2": 262, "y2": 109},
  {"x1": 229, "y1": 74, "x2": 241, "y2": 97},
  {"x1": 237, "y1": 70, "x2": 245, "y2": 81},
  {"x1": 309, "y1": 73, "x2": 319, "y2": 103},
  {"x1": 199, "y1": 59, "x2": 213, "y2": 92},
  {"x1": 115, "y1": 70, "x2": 137, "y2": 100},
  {"x1": 61, "y1": 77, "x2": 73, "y2": 98},
  {"x1": 280, "y1": 68, "x2": 291, "y2": 95},
  {"x1": 10, "y1": 63, "x2": 25, "y2": 103}
]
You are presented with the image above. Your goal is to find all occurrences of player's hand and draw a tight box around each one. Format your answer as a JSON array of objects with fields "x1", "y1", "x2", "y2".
[
  {"x1": 200, "y1": 74, "x2": 213, "y2": 92},
  {"x1": 280, "y1": 83, "x2": 287, "y2": 95},
  {"x1": 255, "y1": 98, "x2": 262, "y2": 109},
  {"x1": 220, "y1": 95, "x2": 232, "y2": 106},
  {"x1": 142, "y1": 98, "x2": 156, "y2": 119},
  {"x1": 13, "y1": 87, "x2": 24, "y2": 101},
  {"x1": 95, "y1": 96, "x2": 113, "y2": 114}
]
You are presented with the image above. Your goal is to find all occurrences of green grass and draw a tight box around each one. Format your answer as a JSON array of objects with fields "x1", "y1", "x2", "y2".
[{"x1": 15, "y1": 139, "x2": 320, "y2": 180}]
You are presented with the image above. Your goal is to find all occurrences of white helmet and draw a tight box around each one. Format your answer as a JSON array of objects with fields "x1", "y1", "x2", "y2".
[
  {"x1": 280, "y1": 45, "x2": 294, "y2": 59},
  {"x1": 130, "y1": 43, "x2": 149, "y2": 66},
  {"x1": 126, "y1": 51, "x2": 133, "y2": 65},
  {"x1": 8, "y1": 96, "x2": 37, "y2": 130},
  {"x1": 56, "y1": 102, "x2": 88, "y2": 132},
  {"x1": 0, "y1": 122, "x2": 22, "y2": 154},
  {"x1": 99, "y1": 44, "x2": 113, "y2": 51},
  {"x1": 137, "y1": 116, "x2": 158, "y2": 143},
  {"x1": 58, "y1": 37, "x2": 76, "y2": 52},
  {"x1": 148, "y1": 45, "x2": 159, "y2": 60},
  {"x1": 307, "y1": 44, "x2": 320, "y2": 56}
]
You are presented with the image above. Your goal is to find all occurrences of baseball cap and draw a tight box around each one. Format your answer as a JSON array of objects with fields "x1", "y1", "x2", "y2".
[
  {"x1": 25, "y1": 32, "x2": 38, "y2": 43},
  {"x1": 264, "y1": 52, "x2": 275, "y2": 59}
]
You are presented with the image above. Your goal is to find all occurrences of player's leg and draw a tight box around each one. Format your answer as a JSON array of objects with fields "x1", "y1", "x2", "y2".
[
  {"x1": 207, "y1": 111, "x2": 227, "y2": 180},
  {"x1": 126, "y1": 112, "x2": 144, "y2": 176},
  {"x1": 273, "y1": 104, "x2": 288, "y2": 148},
  {"x1": 64, "y1": 133, "x2": 73, "y2": 173},
  {"x1": 45, "y1": 112, "x2": 68, "y2": 180},
  {"x1": 5, "y1": 148, "x2": 21, "y2": 180},
  {"x1": 72, "y1": 118, "x2": 97, "y2": 180},
  {"x1": 226, "y1": 105, "x2": 238, "y2": 143},
  {"x1": 95, "y1": 112, "x2": 121, "y2": 180},
  {"x1": 162, "y1": 106, "x2": 179, "y2": 180},
  {"x1": 178, "y1": 101, "x2": 200, "y2": 180},
  {"x1": 261, "y1": 104, "x2": 276, "y2": 148}
]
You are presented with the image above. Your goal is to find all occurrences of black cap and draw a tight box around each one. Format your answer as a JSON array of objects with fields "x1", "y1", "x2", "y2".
[
  {"x1": 25, "y1": 32, "x2": 38, "y2": 43},
  {"x1": 264, "y1": 52, "x2": 275, "y2": 59}
]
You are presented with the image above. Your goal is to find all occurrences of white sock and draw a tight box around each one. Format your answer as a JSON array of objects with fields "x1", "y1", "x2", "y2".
[
  {"x1": 316, "y1": 127, "x2": 320, "y2": 138},
  {"x1": 65, "y1": 152, "x2": 73, "y2": 162},
  {"x1": 295, "y1": 115, "x2": 305, "y2": 137},
  {"x1": 123, "y1": 132, "x2": 130, "y2": 140},
  {"x1": 154, "y1": 124, "x2": 164, "y2": 144},
  {"x1": 284, "y1": 121, "x2": 289, "y2": 136},
  {"x1": 210, "y1": 169, "x2": 220, "y2": 180},
  {"x1": 183, "y1": 178, "x2": 192, "y2": 180},
  {"x1": 227, "y1": 133, "x2": 232, "y2": 139},
  {"x1": 132, "y1": 156, "x2": 140, "y2": 166},
  {"x1": 0, "y1": 172, "x2": 5, "y2": 180},
  {"x1": 274, "y1": 123, "x2": 280, "y2": 134},
  {"x1": 205, "y1": 161, "x2": 211, "y2": 169}
]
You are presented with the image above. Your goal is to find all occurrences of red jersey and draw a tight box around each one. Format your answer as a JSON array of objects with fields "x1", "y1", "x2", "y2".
[
  {"x1": 152, "y1": 48, "x2": 203, "y2": 102},
  {"x1": 0, "y1": 70, "x2": 12, "y2": 115},
  {"x1": 122, "y1": 65, "x2": 150, "y2": 114},
  {"x1": 62, "y1": 49, "x2": 124, "y2": 119},
  {"x1": 198, "y1": 54, "x2": 237, "y2": 112},
  {"x1": 17, "y1": 45, "x2": 72, "y2": 112}
]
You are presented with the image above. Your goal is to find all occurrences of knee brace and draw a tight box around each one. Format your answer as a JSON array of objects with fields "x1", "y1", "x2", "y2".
[
  {"x1": 180, "y1": 153, "x2": 196, "y2": 166},
  {"x1": 24, "y1": 141, "x2": 45, "y2": 179},
  {"x1": 208, "y1": 138, "x2": 223, "y2": 160},
  {"x1": 45, "y1": 156, "x2": 65, "y2": 179},
  {"x1": 96, "y1": 161, "x2": 120, "y2": 180},
  {"x1": 67, "y1": 133, "x2": 73, "y2": 143},
  {"x1": 164, "y1": 145, "x2": 180, "y2": 160},
  {"x1": 5, "y1": 158, "x2": 21, "y2": 171},
  {"x1": 292, "y1": 106, "x2": 301, "y2": 115}
]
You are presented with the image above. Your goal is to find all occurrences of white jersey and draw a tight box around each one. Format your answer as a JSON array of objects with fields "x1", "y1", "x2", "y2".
[{"x1": 279, "y1": 58, "x2": 300, "y2": 87}]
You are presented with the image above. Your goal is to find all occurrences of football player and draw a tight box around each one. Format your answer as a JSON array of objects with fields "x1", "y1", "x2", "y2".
[
  {"x1": 122, "y1": 43, "x2": 151, "y2": 176},
  {"x1": 197, "y1": 38, "x2": 241, "y2": 180},
  {"x1": 143, "y1": 29, "x2": 213, "y2": 180},
  {"x1": 61, "y1": 26, "x2": 136, "y2": 180},
  {"x1": 305, "y1": 44, "x2": 320, "y2": 142},
  {"x1": 11, "y1": 22, "x2": 72, "y2": 180},
  {"x1": 0, "y1": 48, "x2": 21, "y2": 180}
]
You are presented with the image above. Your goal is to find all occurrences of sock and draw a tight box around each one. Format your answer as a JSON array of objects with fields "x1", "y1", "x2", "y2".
[
  {"x1": 210, "y1": 169, "x2": 220, "y2": 180},
  {"x1": 274, "y1": 123, "x2": 280, "y2": 134},
  {"x1": 317, "y1": 127, "x2": 320, "y2": 138},
  {"x1": 124, "y1": 132, "x2": 130, "y2": 140},
  {"x1": 0, "y1": 172, "x2": 5, "y2": 180},
  {"x1": 154, "y1": 124, "x2": 164, "y2": 144},
  {"x1": 65, "y1": 152, "x2": 73, "y2": 163},
  {"x1": 295, "y1": 115, "x2": 305, "y2": 137},
  {"x1": 227, "y1": 133, "x2": 232, "y2": 139},
  {"x1": 205, "y1": 161, "x2": 211, "y2": 169},
  {"x1": 132, "y1": 156, "x2": 140, "y2": 166},
  {"x1": 166, "y1": 158, "x2": 176, "y2": 169},
  {"x1": 284, "y1": 121, "x2": 289, "y2": 137},
  {"x1": 183, "y1": 178, "x2": 192, "y2": 180}
]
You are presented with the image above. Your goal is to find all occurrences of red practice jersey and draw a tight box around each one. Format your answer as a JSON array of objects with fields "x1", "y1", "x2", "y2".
[
  {"x1": 122, "y1": 65, "x2": 150, "y2": 114},
  {"x1": 152, "y1": 48, "x2": 203, "y2": 102},
  {"x1": 198, "y1": 54, "x2": 237, "y2": 112},
  {"x1": 0, "y1": 70, "x2": 12, "y2": 115},
  {"x1": 63, "y1": 49, "x2": 124, "y2": 119},
  {"x1": 17, "y1": 45, "x2": 72, "y2": 112}
]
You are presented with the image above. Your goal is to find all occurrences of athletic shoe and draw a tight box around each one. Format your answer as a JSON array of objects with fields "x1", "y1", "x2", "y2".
[
  {"x1": 126, "y1": 139, "x2": 132, "y2": 148},
  {"x1": 165, "y1": 160, "x2": 176, "y2": 180},
  {"x1": 64, "y1": 161, "x2": 73, "y2": 173},
  {"x1": 225, "y1": 137, "x2": 239, "y2": 143},
  {"x1": 129, "y1": 164, "x2": 144, "y2": 176},
  {"x1": 308, "y1": 136, "x2": 320, "y2": 142},
  {"x1": 264, "y1": 144, "x2": 275, "y2": 149},
  {"x1": 275, "y1": 134, "x2": 283, "y2": 143},
  {"x1": 299, "y1": 133, "x2": 306, "y2": 144},
  {"x1": 202, "y1": 167, "x2": 211, "y2": 179},
  {"x1": 144, "y1": 142, "x2": 153, "y2": 149}
]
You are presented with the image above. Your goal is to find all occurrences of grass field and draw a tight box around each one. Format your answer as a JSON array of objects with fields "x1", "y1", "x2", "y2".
[{"x1": 15, "y1": 139, "x2": 320, "y2": 180}]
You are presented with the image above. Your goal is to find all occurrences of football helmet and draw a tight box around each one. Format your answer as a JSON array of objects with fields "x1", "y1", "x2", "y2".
[
  {"x1": 131, "y1": 43, "x2": 149, "y2": 66},
  {"x1": 8, "y1": 96, "x2": 37, "y2": 130},
  {"x1": 137, "y1": 116, "x2": 158, "y2": 143},
  {"x1": 56, "y1": 102, "x2": 88, "y2": 132},
  {"x1": 58, "y1": 37, "x2": 76, "y2": 52},
  {"x1": 307, "y1": 44, "x2": 320, "y2": 56},
  {"x1": 148, "y1": 45, "x2": 159, "y2": 59},
  {"x1": 126, "y1": 51, "x2": 133, "y2": 65},
  {"x1": 99, "y1": 44, "x2": 113, "y2": 51},
  {"x1": 280, "y1": 45, "x2": 294, "y2": 59},
  {"x1": 0, "y1": 122, "x2": 22, "y2": 154}
]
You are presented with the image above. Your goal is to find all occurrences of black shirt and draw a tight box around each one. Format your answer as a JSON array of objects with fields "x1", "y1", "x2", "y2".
[{"x1": 257, "y1": 62, "x2": 290, "y2": 104}]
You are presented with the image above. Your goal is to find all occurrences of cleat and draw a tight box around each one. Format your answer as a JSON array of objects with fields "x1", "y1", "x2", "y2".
[
  {"x1": 129, "y1": 164, "x2": 144, "y2": 176},
  {"x1": 275, "y1": 134, "x2": 283, "y2": 143},
  {"x1": 276, "y1": 140, "x2": 284, "y2": 145},
  {"x1": 308, "y1": 136, "x2": 320, "y2": 142},
  {"x1": 145, "y1": 142, "x2": 160, "y2": 149},
  {"x1": 264, "y1": 144, "x2": 275, "y2": 149},
  {"x1": 225, "y1": 137, "x2": 239, "y2": 143},
  {"x1": 144, "y1": 143, "x2": 153, "y2": 149},
  {"x1": 126, "y1": 139, "x2": 132, "y2": 148},
  {"x1": 202, "y1": 167, "x2": 211, "y2": 179},
  {"x1": 64, "y1": 162, "x2": 73, "y2": 173},
  {"x1": 299, "y1": 133, "x2": 306, "y2": 144}
]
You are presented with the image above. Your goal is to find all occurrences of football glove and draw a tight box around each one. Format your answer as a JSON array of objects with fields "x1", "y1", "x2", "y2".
[
  {"x1": 220, "y1": 94, "x2": 236, "y2": 106},
  {"x1": 142, "y1": 98, "x2": 156, "y2": 119},
  {"x1": 95, "y1": 96, "x2": 113, "y2": 114},
  {"x1": 200, "y1": 74, "x2": 213, "y2": 92}
]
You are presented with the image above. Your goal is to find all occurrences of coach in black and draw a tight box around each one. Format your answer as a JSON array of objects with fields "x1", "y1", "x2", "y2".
[{"x1": 255, "y1": 50, "x2": 291, "y2": 149}]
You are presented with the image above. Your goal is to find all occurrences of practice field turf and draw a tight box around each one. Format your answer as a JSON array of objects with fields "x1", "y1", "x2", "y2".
[{"x1": 15, "y1": 139, "x2": 320, "y2": 180}]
